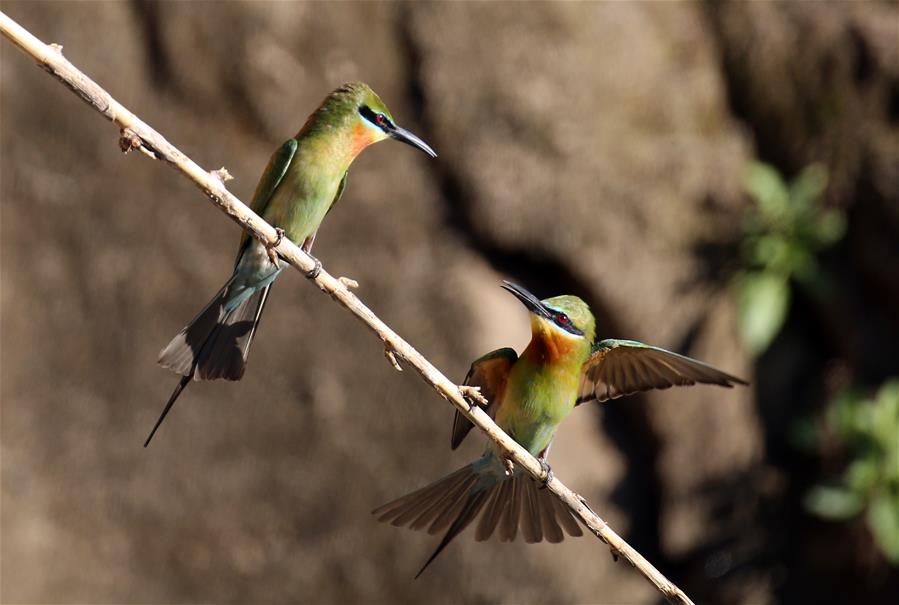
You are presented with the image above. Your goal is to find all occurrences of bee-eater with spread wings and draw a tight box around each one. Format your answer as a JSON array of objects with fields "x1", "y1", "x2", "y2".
[
  {"x1": 374, "y1": 281, "x2": 747, "y2": 577},
  {"x1": 145, "y1": 82, "x2": 436, "y2": 446}
]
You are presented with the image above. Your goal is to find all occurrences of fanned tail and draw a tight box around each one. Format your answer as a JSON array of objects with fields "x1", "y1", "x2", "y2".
[
  {"x1": 145, "y1": 281, "x2": 272, "y2": 446},
  {"x1": 373, "y1": 461, "x2": 583, "y2": 577}
]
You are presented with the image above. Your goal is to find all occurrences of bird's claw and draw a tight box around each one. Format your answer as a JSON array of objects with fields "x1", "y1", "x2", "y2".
[
  {"x1": 538, "y1": 459, "x2": 554, "y2": 489},
  {"x1": 458, "y1": 385, "x2": 488, "y2": 410},
  {"x1": 502, "y1": 457, "x2": 515, "y2": 477},
  {"x1": 305, "y1": 255, "x2": 322, "y2": 279},
  {"x1": 267, "y1": 228, "x2": 285, "y2": 267}
]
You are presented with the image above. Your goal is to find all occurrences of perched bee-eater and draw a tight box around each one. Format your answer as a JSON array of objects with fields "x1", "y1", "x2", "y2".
[
  {"x1": 374, "y1": 281, "x2": 747, "y2": 577},
  {"x1": 145, "y1": 82, "x2": 436, "y2": 446}
]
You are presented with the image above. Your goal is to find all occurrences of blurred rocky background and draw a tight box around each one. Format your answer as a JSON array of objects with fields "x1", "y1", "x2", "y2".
[{"x1": 1, "y1": 2, "x2": 897, "y2": 604}]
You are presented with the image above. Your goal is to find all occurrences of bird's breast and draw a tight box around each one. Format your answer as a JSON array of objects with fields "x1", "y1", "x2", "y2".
[
  {"x1": 494, "y1": 361, "x2": 581, "y2": 456},
  {"x1": 264, "y1": 162, "x2": 343, "y2": 242}
]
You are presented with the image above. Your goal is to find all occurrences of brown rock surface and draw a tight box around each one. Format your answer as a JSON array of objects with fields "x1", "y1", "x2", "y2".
[{"x1": 2, "y1": 2, "x2": 896, "y2": 604}]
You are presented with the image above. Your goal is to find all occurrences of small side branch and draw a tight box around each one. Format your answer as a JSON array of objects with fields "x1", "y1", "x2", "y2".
[{"x1": 0, "y1": 11, "x2": 693, "y2": 605}]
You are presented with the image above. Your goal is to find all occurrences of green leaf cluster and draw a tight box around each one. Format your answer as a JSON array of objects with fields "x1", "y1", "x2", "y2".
[
  {"x1": 736, "y1": 162, "x2": 845, "y2": 354},
  {"x1": 804, "y1": 381, "x2": 899, "y2": 564}
]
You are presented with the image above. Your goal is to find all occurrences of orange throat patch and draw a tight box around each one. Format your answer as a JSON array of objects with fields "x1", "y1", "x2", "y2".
[
  {"x1": 350, "y1": 123, "x2": 379, "y2": 158},
  {"x1": 524, "y1": 317, "x2": 581, "y2": 365}
]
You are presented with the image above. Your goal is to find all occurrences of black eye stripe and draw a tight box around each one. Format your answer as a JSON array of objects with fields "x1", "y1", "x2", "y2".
[
  {"x1": 549, "y1": 310, "x2": 583, "y2": 335},
  {"x1": 359, "y1": 105, "x2": 392, "y2": 131}
]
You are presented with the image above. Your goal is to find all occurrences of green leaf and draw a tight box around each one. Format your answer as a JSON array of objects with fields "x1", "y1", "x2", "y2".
[
  {"x1": 743, "y1": 162, "x2": 789, "y2": 222},
  {"x1": 790, "y1": 163, "x2": 829, "y2": 211},
  {"x1": 827, "y1": 388, "x2": 871, "y2": 442},
  {"x1": 786, "y1": 246, "x2": 818, "y2": 285},
  {"x1": 872, "y1": 382, "x2": 899, "y2": 455},
  {"x1": 846, "y1": 457, "x2": 880, "y2": 493},
  {"x1": 738, "y1": 271, "x2": 790, "y2": 355},
  {"x1": 753, "y1": 234, "x2": 790, "y2": 271},
  {"x1": 805, "y1": 485, "x2": 864, "y2": 520},
  {"x1": 867, "y1": 491, "x2": 899, "y2": 564},
  {"x1": 812, "y1": 209, "x2": 846, "y2": 247},
  {"x1": 874, "y1": 389, "x2": 899, "y2": 484}
]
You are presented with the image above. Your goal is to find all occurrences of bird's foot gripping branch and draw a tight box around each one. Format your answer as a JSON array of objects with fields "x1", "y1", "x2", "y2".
[
  {"x1": 267, "y1": 227, "x2": 286, "y2": 267},
  {"x1": 1, "y1": 10, "x2": 699, "y2": 605},
  {"x1": 377, "y1": 281, "x2": 744, "y2": 574}
]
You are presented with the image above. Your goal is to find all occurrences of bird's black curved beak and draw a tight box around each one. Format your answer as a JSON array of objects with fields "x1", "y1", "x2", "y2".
[
  {"x1": 389, "y1": 125, "x2": 437, "y2": 158},
  {"x1": 501, "y1": 281, "x2": 552, "y2": 319}
]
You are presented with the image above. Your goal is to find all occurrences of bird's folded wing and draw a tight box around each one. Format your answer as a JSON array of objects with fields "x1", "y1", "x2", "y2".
[
  {"x1": 577, "y1": 339, "x2": 747, "y2": 405},
  {"x1": 451, "y1": 347, "x2": 518, "y2": 449},
  {"x1": 237, "y1": 138, "x2": 298, "y2": 255}
]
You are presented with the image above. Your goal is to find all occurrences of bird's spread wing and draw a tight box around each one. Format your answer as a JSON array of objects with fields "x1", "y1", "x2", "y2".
[
  {"x1": 576, "y1": 339, "x2": 747, "y2": 405},
  {"x1": 237, "y1": 138, "x2": 298, "y2": 254},
  {"x1": 451, "y1": 348, "x2": 518, "y2": 450}
]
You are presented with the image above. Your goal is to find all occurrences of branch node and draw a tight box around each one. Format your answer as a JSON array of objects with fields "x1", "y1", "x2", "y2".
[
  {"x1": 458, "y1": 384, "x2": 488, "y2": 408},
  {"x1": 211, "y1": 166, "x2": 233, "y2": 183},
  {"x1": 338, "y1": 276, "x2": 359, "y2": 289},
  {"x1": 137, "y1": 145, "x2": 158, "y2": 160},
  {"x1": 0, "y1": 13, "x2": 696, "y2": 600},
  {"x1": 119, "y1": 128, "x2": 158, "y2": 159},
  {"x1": 119, "y1": 128, "x2": 141, "y2": 153},
  {"x1": 384, "y1": 346, "x2": 403, "y2": 372}
]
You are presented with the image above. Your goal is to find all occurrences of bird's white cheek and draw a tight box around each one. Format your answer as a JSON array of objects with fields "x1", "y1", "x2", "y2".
[
  {"x1": 360, "y1": 118, "x2": 388, "y2": 141},
  {"x1": 547, "y1": 321, "x2": 585, "y2": 341}
]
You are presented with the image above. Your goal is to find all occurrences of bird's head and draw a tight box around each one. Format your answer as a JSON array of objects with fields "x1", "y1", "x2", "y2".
[
  {"x1": 501, "y1": 281, "x2": 595, "y2": 362},
  {"x1": 300, "y1": 82, "x2": 436, "y2": 159}
]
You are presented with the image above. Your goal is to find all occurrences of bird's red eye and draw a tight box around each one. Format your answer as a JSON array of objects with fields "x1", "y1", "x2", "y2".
[
  {"x1": 376, "y1": 114, "x2": 387, "y2": 127},
  {"x1": 557, "y1": 314, "x2": 569, "y2": 324}
]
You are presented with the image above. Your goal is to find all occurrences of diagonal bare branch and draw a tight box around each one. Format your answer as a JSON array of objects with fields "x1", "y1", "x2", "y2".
[{"x1": 0, "y1": 11, "x2": 694, "y2": 605}]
